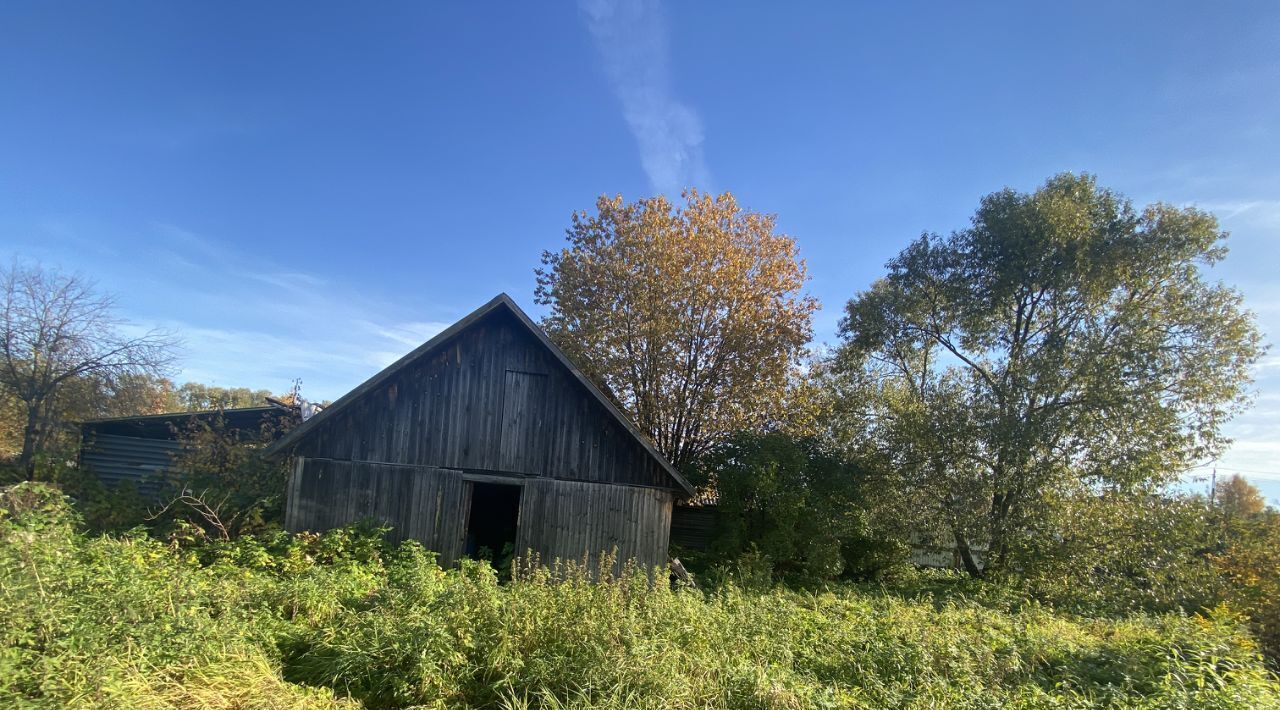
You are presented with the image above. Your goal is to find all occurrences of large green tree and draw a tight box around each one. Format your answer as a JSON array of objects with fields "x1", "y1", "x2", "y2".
[
  {"x1": 536, "y1": 190, "x2": 818, "y2": 469},
  {"x1": 834, "y1": 173, "x2": 1263, "y2": 576}
]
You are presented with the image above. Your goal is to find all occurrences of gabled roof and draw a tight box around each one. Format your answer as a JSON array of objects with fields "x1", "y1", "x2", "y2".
[{"x1": 265, "y1": 293, "x2": 694, "y2": 496}]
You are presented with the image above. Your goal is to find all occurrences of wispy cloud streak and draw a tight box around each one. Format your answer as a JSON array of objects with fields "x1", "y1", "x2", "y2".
[
  {"x1": 12, "y1": 222, "x2": 452, "y2": 402},
  {"x1": 579, "y1": 0, "x2": 709, "y2": 195}
]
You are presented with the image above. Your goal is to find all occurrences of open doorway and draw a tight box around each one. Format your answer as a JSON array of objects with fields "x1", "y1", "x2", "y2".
[{"x1": 464, "y1": 482, "x2": 522, "y2": 572}]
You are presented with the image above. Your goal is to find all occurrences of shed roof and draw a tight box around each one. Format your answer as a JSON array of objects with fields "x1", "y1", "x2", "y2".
[
  {"x1": 265, "y1": 294, "x2": 694, "y2": 496},
  {"x1": 82, "y1": 406, "x2": 285, "y2": 439}
]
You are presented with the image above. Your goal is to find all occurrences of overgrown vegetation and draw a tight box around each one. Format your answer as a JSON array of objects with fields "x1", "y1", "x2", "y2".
[
  {"x1": 688, "y1": 432, "x2": 909, "y2": 583},
  {"x1": 156, "y1": 411, "x2": 295, "y2": 538},
  {"x1": 3, "y1": 482, "x2": 1279, "y2": 709},
  {"x1": 2, "y1": 173, "x2": 1277, "y2": 706}
]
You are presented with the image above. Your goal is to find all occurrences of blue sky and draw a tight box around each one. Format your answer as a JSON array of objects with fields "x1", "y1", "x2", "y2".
[{"x1": 2, "y1": 2, "x2": 1278, "y2": 498}]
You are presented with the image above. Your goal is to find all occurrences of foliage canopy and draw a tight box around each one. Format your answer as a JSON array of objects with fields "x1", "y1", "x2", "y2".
[
  {"x1": 690, "y1": 432, "x2": 906, "y2": 583},
  {"x1": 536, "y1": 190, "x2": 818, "y2": 469},
  {"x1": 834, "y1": 173, "x2": 1264, "y2": 575}
]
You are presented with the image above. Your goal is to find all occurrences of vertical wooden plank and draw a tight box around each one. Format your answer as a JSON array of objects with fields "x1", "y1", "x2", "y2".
[
  {"x1": 625, "y1": 485, "x2": 641, "y2": 570},
  {"x1": 285, "y1": 456, "x2": 305, "y2": 532},
  {"x1": 451, "y1": 475, "x2": 472, "y2": 566},
  {"x1": 555, "y1": 480, "x2": 572, "y2": 563},
  {"x1": 499, "y1": 370, "x2": 548, "y2": 475},
  {"x1": 315, "y1": 459, "x2": 331, "y2": 530},
  {"x1": 437, "y1": 473, "x2": 452, "y2": 553},
  {"x1": 514, "y1": 478, "x2": 539, "y2": 560},
  {"x1": 352, "y1": 462, "x2": 369, "y2": 523},
  {"x1": 584, "y1": 481, "x2": 599, "y2": 568},
  {"x1": 314, "y1": 459, "x2": 331, "y2": 531},
  {"x1": 409, "y1": 466, "x2": 431, "y2": 544},
  {"x1": 339, "y1": 461, "x2": 355, "y2": 527},
  {"x1": 482, "y1": 330, "x2": 500, "y2": 470},
  {"x1": 324, "y1": 460, "x2": 338, "y2": 530},
  {"x1": 657, "y1": 492, "x2": 673, "y2": 567},
  {"x1": 423, "y1": 471, "x2": 442, "y2": 550}
]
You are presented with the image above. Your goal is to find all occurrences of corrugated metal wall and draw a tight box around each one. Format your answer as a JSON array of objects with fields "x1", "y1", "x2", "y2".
[
  {"x1": 80, "y1": 433, "x2": 181, "y2": 499},
  {"x1": 669, "y1": 505, "x2": 722, "y2": 552},
  {"x1": 79, "y1": 407, "x2": 287, "y2": 499}
]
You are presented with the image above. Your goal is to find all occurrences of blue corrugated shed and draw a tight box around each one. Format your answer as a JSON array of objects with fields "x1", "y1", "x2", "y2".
[{"x1": 79, "y1": 407, "x2": 289, "y2": 498}]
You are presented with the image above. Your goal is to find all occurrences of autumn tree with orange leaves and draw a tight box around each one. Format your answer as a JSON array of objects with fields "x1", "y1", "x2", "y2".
[{"x1": 536, "y1": 190, "x2": 818, "y2": 471}]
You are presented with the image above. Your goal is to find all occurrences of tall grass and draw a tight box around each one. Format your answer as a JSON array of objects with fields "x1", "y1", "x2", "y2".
[{"x1": 2, "y1": 482, "x2": 1278, "y2": 708}]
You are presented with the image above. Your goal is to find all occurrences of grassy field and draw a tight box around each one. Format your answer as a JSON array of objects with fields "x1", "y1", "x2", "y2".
[{"x1": 2, "y1": 483, "x2": 1278, "y2": 709}]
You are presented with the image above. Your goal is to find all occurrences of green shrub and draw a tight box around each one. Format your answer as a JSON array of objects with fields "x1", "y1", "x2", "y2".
[
  {"x1": 691, "y1": 433, "x2": 908, "y2": 584},
  {"x1": 2, "y1": 482, "x2": 1279, "y2": 708}
]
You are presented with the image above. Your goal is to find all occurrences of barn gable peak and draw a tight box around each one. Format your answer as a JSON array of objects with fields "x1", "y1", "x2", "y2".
[{"x1": 266, "y1": 293, "x2": 693, "y2": 496}]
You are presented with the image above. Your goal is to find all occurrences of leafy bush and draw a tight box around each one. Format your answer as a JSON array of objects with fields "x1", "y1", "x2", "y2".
[
  {"x1": 1209, "y1": 482, "x2": 1280, "y2": 668},
  {"x1": 159, "y1": 411, "x2": 294, "y2": 538},
  {"x1": 1019, "y1": 489, "x2": 1223, "y2": 616},
  {"x1": 3, "y1": 482, "x2": 1279, "y2": 708},
  {"x1": 691, "y1": 432, "x2": 909, "y2": 584}
]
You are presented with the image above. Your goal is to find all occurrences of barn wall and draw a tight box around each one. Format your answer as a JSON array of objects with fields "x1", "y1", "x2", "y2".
[
  {"x1": 288, "y1": 458, "x2": 675, "y2": 571},
  {"x1": 293, "y1": 309, "x2": 671, "y2": 489},
  {"x1": 515, "y1": 478, "x2": 674, "y2": 571},
  {"x1": 286, "y1": 457, "x2": 470, "y2": 566},
  {"x1": 79, "y1": 433, "x2": 179, "y2": 500}
]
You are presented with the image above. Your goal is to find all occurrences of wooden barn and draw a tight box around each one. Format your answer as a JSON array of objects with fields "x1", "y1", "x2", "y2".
[{"x1": 267, "y1": 294, "x2": 694, "y2": 570}]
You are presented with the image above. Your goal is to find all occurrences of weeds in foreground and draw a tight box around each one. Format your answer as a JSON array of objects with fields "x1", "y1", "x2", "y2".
[{"x1": 2, "y1": 482, "x2": 1278, "y2": 708}]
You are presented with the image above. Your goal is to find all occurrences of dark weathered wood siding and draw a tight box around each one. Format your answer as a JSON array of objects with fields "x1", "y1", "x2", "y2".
[
  {"x1": 287, "y1": 458, "x2": 674, "y2": 569},
  {"x1": 499, "y1": 370, "x2": 549, "y2": 475},
  {"x1": 286, "y1": 458, "x2": 471, "y2": 566},
  {"x1": 292, "y1": 308, "x2": 671, "y2": 489},
  {"x1": 284, "y1": 304, "x2": 682, "y2": 569},
  {"x1": 515, "y1": 478, "x2": 673, "y2": 571}
]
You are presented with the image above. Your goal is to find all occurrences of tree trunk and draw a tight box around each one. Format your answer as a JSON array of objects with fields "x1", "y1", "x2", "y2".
[
  {"x1": 954, "y1": 531, "x2": 984, "y2": 578},
  {"x1": 986, "y1": 488, "x2": 1013, "y2": 576},
  {"x1": 19, "y1": 402, "x2": 42, "y2": 478}
]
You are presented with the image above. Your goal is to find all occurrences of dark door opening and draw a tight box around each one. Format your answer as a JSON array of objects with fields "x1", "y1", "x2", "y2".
[{"x1": 464, "y1": 482, "x2": 522, "y2": 568}]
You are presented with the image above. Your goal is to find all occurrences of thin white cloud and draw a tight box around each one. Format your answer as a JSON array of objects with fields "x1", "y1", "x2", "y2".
[
  {"x1": 11, "y1": 222, "x2": 461, "y2": 403},
  {"x1": 245, "y1": 271, "x2": 330, "y2": 292},
  {"x1": 358, "y1": 320, "x2": 453, "y2": 348},
  {"x1": 152, "y1": 265, "x2": 453, "y2": 401},
  {"x1": 1256, "y1": 354, "x2": 1280, "y2": 371},
  {"x1": 364, "y1": 350, "x2": 416, "y2": 370},
  {"x1": 1196, "y1": 199, "x2": 1280, "y2": 231},
  {"x1": 579, "y1": 0, "x2": 710, "y2": 195}
]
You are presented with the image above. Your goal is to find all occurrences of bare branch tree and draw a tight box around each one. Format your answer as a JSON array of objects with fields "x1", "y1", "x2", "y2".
[{"x1": 0, "y1": 260, "x2": 179, "y2": 475}]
